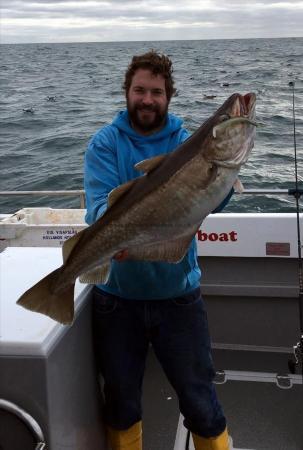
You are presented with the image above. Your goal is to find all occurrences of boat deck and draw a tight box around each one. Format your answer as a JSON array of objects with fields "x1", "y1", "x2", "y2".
[
  {"x1": 143, "y1": 345, "x2": 303, "y2": 450},
  {"x1": 143, "y1": 250, "x2": 303, "y2": 450},
  {"x1": 1, "y1": 209, "x2": 303, "y2": 449}
]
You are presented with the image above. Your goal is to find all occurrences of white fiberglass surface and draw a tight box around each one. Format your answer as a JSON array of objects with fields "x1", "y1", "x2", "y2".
[
  {"x1": 197, "y1": 213, "x2": 302, "y2": 258},
  {"x1": 0, "y1": 247, "x2": 88, "y2": 356}
]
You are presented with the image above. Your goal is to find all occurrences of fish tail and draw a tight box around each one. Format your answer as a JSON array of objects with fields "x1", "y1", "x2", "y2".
[{"x1": 17, "y1": 267, "x2": 75, "y2": 325}]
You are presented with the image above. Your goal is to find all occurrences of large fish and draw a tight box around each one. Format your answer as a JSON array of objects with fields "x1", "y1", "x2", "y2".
[{"x1": 17, "y1": 92, "x2": 257, "y2": 324}]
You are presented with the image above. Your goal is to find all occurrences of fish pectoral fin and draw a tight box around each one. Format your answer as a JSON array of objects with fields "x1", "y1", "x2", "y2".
[
  {"x1": 233, "y1": 178, "x2": 244, "y2": 193},
  {"x1": 127, "y1": 233, "x2": 196, "y2": 263},
  {"x1": 134, "y1": 154, "x2": 167, "y2": 173},
  {"x1": 17, "y1": 268, "x2": 75, "y2": 325},
  {"x1": 79, "y1": 262, "x2": 111, "y2": 284},
  {"x1": 62, "y1": 229, "x2": 86, "y2": 264},
  {"x1": 108, "y1": 180, "x2": 136, "y2": 207}
]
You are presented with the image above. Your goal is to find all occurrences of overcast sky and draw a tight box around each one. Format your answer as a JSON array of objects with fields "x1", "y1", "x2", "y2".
[{"x1": 1, "y1": 0, "x2": 303, "y2": 44}]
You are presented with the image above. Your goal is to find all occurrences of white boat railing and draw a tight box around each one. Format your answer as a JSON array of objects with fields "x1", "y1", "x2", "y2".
[
  {"x1": 0, "y1": 190, "x2": 86, "y2": 208},
  {"x1": 0, "y1": 188, "x2": 300, "y2": 210}
]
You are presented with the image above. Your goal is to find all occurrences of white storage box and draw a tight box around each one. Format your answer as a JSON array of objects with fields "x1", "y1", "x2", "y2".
[
  {"x1": 0, "y1": 247, "x2": 106, "y2": 449},
  {"x1": 0, "y1": 208, "x2": 87, "y2": 249}
]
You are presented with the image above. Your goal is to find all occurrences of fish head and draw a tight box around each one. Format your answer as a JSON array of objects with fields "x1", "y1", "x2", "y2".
[{"x1": 203, "y1": 92, "x2": 256, "y2": 168}]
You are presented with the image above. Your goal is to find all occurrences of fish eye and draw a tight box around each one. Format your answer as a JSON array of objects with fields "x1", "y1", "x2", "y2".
[{"x1": 218, "y1": 114, "x2": 230, "y2": 122}]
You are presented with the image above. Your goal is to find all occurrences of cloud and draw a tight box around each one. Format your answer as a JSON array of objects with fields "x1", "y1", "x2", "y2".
[{"x1": 1, "y1": 0, "x2": 303, "y2": 43}]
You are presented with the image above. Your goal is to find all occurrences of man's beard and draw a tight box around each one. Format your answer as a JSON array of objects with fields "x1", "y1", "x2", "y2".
[{"x1": 127, "y1": 100, "x2": 168, "y2": 134}]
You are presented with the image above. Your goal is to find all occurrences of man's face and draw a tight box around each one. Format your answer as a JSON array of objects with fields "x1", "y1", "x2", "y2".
[{"x1": 126, "y1": 69, "x2": 169, "y2": 135}]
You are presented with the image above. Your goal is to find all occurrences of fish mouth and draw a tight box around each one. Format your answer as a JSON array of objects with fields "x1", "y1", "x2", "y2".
[
  {"x1": 209, "y1": 92, "x2": 257, "y2": 168},
  {"x1": 223, "y1": 92, "x2": 256, "y2": 122},
  {"x1": 238, "y1": 92, "x2": 256, "y2": 117}
]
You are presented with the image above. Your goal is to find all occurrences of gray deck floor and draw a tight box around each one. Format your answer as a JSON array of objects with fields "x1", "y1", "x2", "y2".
[{"x1": 142, "y1": 347, "x2": 303, "y2": 450}]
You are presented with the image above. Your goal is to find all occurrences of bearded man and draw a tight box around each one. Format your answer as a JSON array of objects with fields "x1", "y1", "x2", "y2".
[{"x1": 84, "y1": 50, "x2": 232, "y2": 450}]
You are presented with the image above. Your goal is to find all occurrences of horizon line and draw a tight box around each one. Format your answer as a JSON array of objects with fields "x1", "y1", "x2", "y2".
[{"x1": 1, "y1": 35, "x2": 302, "y2": 45}]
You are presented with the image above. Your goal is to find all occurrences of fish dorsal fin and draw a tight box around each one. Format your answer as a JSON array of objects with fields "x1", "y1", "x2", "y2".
[
  {"x1": 79, "y1": 262, "x2": 111, "y2": 284},
  {"x1": 62, "y1": 229, "x2": 85, "y2": 264},
  {"x1": 108, "y1": 180, "x2": 136, "y2": 208},
  {"x1": 126, "y1": 228, "x2": 198, "y2": 263},
  {"x1": 233, "y1": 178, "x2": 244, "y2": 193},
  {"x1": 134, "y1": 154, "x2": 166, "y2": 173}
]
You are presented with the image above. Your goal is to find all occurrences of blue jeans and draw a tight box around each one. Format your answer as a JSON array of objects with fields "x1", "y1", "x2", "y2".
[{"x1": 92, "y1": 286, "x2": 226, "y2": 438}]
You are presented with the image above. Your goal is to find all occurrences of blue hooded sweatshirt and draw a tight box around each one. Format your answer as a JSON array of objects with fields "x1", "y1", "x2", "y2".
[{"x1": 84, "y1": 110, "x2": 231, "y2": 300}]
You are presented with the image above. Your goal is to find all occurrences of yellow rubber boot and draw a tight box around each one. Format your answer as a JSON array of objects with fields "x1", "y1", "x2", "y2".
[
  {"x1": 192, "y1": 427, "x2": 232, "y2": 450},
  {"x1": 107, "y1": 421, "x2": 142, "y2": 450}
]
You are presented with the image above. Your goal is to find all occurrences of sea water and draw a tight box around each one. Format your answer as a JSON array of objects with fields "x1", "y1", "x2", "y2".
[{"x1": 0, "y1": 38, "x2": 302, "y2": 213}]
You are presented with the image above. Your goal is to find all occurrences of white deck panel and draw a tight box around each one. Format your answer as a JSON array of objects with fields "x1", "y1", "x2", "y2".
[{"x1": 0, "y1": 246, "x2": 90, "y2": 357}]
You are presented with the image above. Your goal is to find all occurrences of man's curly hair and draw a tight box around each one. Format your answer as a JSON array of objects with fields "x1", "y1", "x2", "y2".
[{"x1": 123, "y1": 50, "x2": 176, "y2": 101}]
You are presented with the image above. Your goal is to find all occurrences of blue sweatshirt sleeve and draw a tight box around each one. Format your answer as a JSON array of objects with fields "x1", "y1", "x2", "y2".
[{"x1": 84, "y1": 128, "x2": 120, "y2": 225}]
